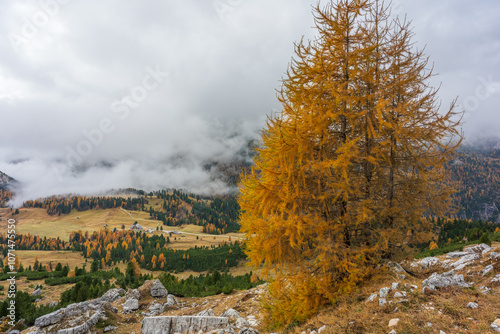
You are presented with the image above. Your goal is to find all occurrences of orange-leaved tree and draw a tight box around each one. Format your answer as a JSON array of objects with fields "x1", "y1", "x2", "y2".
[{"x1": 238, "y1": 0, "x2": 462, "y2": 326}]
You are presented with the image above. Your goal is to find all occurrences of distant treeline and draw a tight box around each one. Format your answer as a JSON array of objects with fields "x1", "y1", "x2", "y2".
[
  {"x1": 74, "y1": 229, "x2": 246, "y2": 273},
  {"x1": 20, "y1": 189, "x2": 241, "y2": 234},
  {"x1": 149, "y1": 189, "x2": 240, "y2": 234},
  {"x1": 22, "y1": 195, "x2": 148, "y2": 215},
  {"x1": 447, "y1": 146, "x2": 500, "y2": 221},
  {"x1": 433, "y1": 217, "x2": 500, "y2": 246}
]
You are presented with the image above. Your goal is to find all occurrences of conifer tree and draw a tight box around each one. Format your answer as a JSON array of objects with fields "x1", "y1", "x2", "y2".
[{"x1": 238, "y1": 0, "x2": 462, "y2": 325}]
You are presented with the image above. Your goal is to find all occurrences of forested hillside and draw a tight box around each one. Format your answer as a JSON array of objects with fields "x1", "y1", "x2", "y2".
[
  {"x1": 0, "y1": 171, "x2": 14, "y2": 207},
  {"x1": 21, "y1": 189, "x2": 241, "y2": 234},
  {"x1": 448, "y1": 143, "x2": 500, "y2": 222}
]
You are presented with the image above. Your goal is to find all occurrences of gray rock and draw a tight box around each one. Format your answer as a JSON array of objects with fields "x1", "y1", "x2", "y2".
[
  {"x1": 221, "y1": 308, "x2": 241, "y2": 319},
  {"x1": 466, "y1": 302, "x2": 478, "y2": 309},
  {"x1": 491, "y1": 274, "x2": 500, "y2": 283},
  {"x1": 398, "y1": 274, "x2": 406, "y2": 280},
  {"x1": 147, "y1": 300, "x2": 165, "y2": 316},
  {"x1": 388, "y1": 330, "x2": 396, "y2": 334},
  {"x1": 150, "y1": 280, "x2": 168, "y2": 298},
  {"x1": 366, "y1": 293, "x2": 377, "y2": 302},
  {"x1": 126, "y1": 288, "x2": 141, "y2": 300},
  {"x1": 491, "y1": 319, "x2": 500, "y2": 332},
  {"x1": 32, "y1": 288, "x2": 42, "y2": 297},
  {"x1": 219, "y1": 325, "x2": 236, "y2": 334},
  {"x1": 446, "y1": 251, "x2": 469, "y2": 258},
  {"x1": 491, "y1": 252, "x2": 499, "y2": 260},
  {"x1": 100, "y1": 288, "x2": 125, "y2": 303},
  {"x1": 236, "y1": 317, "x2": 250, "y2": 327},
  {"x1": 123, "y1": 298, "x2": 139, "y2": 313},
  {"x1": 246, "y1": 315, "x2": 259, "y2": 327},
  {"x1": 464, "y1": 243, "x2": 491, "y2": 255},
  {"x1": 379, "y1": 287, "x2": 390, "y2": 298},
  {"x1": 165, "y1": 294, "x2": 178, "y2": 307},
  {"x1": 197, "y1": 309, "x2": 215, "y2": 317},
  {"x1": 141, "y1": 316, "x2": 229, "y2": 334},
  {"x1": 7, "y1": 330, "x2": 20, "y2": 334},
  {"x1": 238, "y1": 328, "x2": 259, "y2": 334},
  {"x1": 318, "y1": 325, "x2": 327, "y2": 333},
  {"x1": 412, "y1": 257, "x2": 441, "y2": 269},
  {"x1": 34, "y1": 310, "x2": 64, "y2": 327},
  {"x1": 49, "y1": 301, "x2": 57, "y2": 307},
  {"x1": 483, "y1": 264, "x2": 494, "y2": 276},
  {"x1": 448, "y1": 253, "x2": 480, "y2": 271},
  {"x1": 379, "y1": 298, "x2": 387, "y2": 307},
  {"x1": 56, "y1": 310, "x2": 102, "y2": 334},
  {"x1": 479, "y1": 286, "x2": 492, "y2": 294},
  {"x1": 103, "y1": 325, "x2": 118, "y2": 332},
  {"x1": 391, "y1": 282, "x2": 399, "y2": 291},
  {"x1": 422, "y1": 270, "x2": 470, "y2": 294},
  {"x1": 390, "y1": 262, "x2": 407, "y2": 274},
  {"x1": 394, "y1": 291, "x2": 404, "y2": 298}
]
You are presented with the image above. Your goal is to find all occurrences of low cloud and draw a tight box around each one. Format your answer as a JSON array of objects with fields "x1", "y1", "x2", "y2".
[{"x1": 0, "y1": 0, "x2": 499, "y2": 205}]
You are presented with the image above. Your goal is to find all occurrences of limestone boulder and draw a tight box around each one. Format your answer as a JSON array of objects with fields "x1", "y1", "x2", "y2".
[
  {"x1": 123, "y1": 298, "x2": 139, "y2": 313},
  {"x1": 100, "y1": 288, "x2": 125, "y2": 303},
  {"x1": 422, "y1": 270, "x2": 470, "y2": 294},
  {"x1": 150, "y1": 280, "x2": 168, "y2": 298},
  {"x1": 221, "y1": 308, "x2": 241, "y2": 319},
  {"x1": 141, "y1": 316, "x2": 229, "y2": 334}
]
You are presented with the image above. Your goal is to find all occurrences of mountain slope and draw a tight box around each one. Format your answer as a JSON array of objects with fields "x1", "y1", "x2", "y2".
[
  {"x1": 0, "y1": 171, "x2": 15, "y2": 190},
  {"x1": 0, "y1": 171, "x2": 14, "y2": 206}
]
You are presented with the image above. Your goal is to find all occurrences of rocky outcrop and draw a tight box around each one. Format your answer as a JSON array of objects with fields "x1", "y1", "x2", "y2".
[
  {"x1": 147, "y1": 300, "x2": 165, "y2": 316},
  {"x1": 447, "y1": 253, "x2": 480, "y2": 270},
  {"x1": 141, "y1": 316, "x2": 229, "y2": 334},
  {"x1": 100, "y1": 288, "x2": 125, "y2": 303},
  {"x1": 32, "y1": 288, "x2": 42, "y2": 297},
  {"x1": 123, "y1": 298, "x2": 139, "y2": 313},
  {"x1": 56, "y1": 311, "x2": 102, "y2": 334},
  {"x1": 33, "y1": 297, "x2": 112, "y2": 333},
  {"x1": 34, "y1": 311, "x2": 64, "y2": 328},
  {"x1": 221, "y1": 308, "x2": 241, "y2": 319},
  {"x1": 126, "y1": 288, "x2": 141, "y2": 300},
  {"x1": 238, "y1": 328, "x2": 259, "y2": 334},
  {"x1": 446, "y1": 251, "x2": 469, "y2": 258},
  {"x1": 422, "y1": 270, "x2": 470, "y2": 294},
  {"x1": 197, "y1": 309, "x2": 215, "y2": 317},
  {"x1": 411, "y1": 257, "x2": 441, "y2": 270},
  {"x1": 464, "y1": 243, "x2": 492, "y2": 255},
  {"x1": 150, "y1": 280, "x2": 168, "y2": 298}
]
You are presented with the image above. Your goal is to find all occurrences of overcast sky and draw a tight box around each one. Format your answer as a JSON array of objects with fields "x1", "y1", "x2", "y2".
[{"x1": 0, "y1": 0, "x2": 499, "y2": 204}]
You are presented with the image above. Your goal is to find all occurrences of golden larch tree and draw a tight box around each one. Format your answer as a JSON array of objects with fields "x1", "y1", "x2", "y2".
[{"x1": 238, "y1": 0, "x2": 462, "y2": 326}]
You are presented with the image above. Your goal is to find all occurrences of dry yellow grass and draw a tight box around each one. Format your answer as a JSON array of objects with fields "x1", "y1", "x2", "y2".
[
  {"x1": 0, "y1": 276, "x2": 76, "y2": 306},
  {"x1": 15, "y1": 250, "x2": 87, "y2": 271},
  {"x1": 0, "y1": 207, "x2": 159, "y2": 239},
  {"x1": 284, "y1": 244, "x2": 500, "y2": 334}
]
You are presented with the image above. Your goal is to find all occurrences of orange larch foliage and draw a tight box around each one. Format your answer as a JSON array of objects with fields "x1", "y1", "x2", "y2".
[{"x1": 238, "y1": 0, "x2": 462, "y2": 326}]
